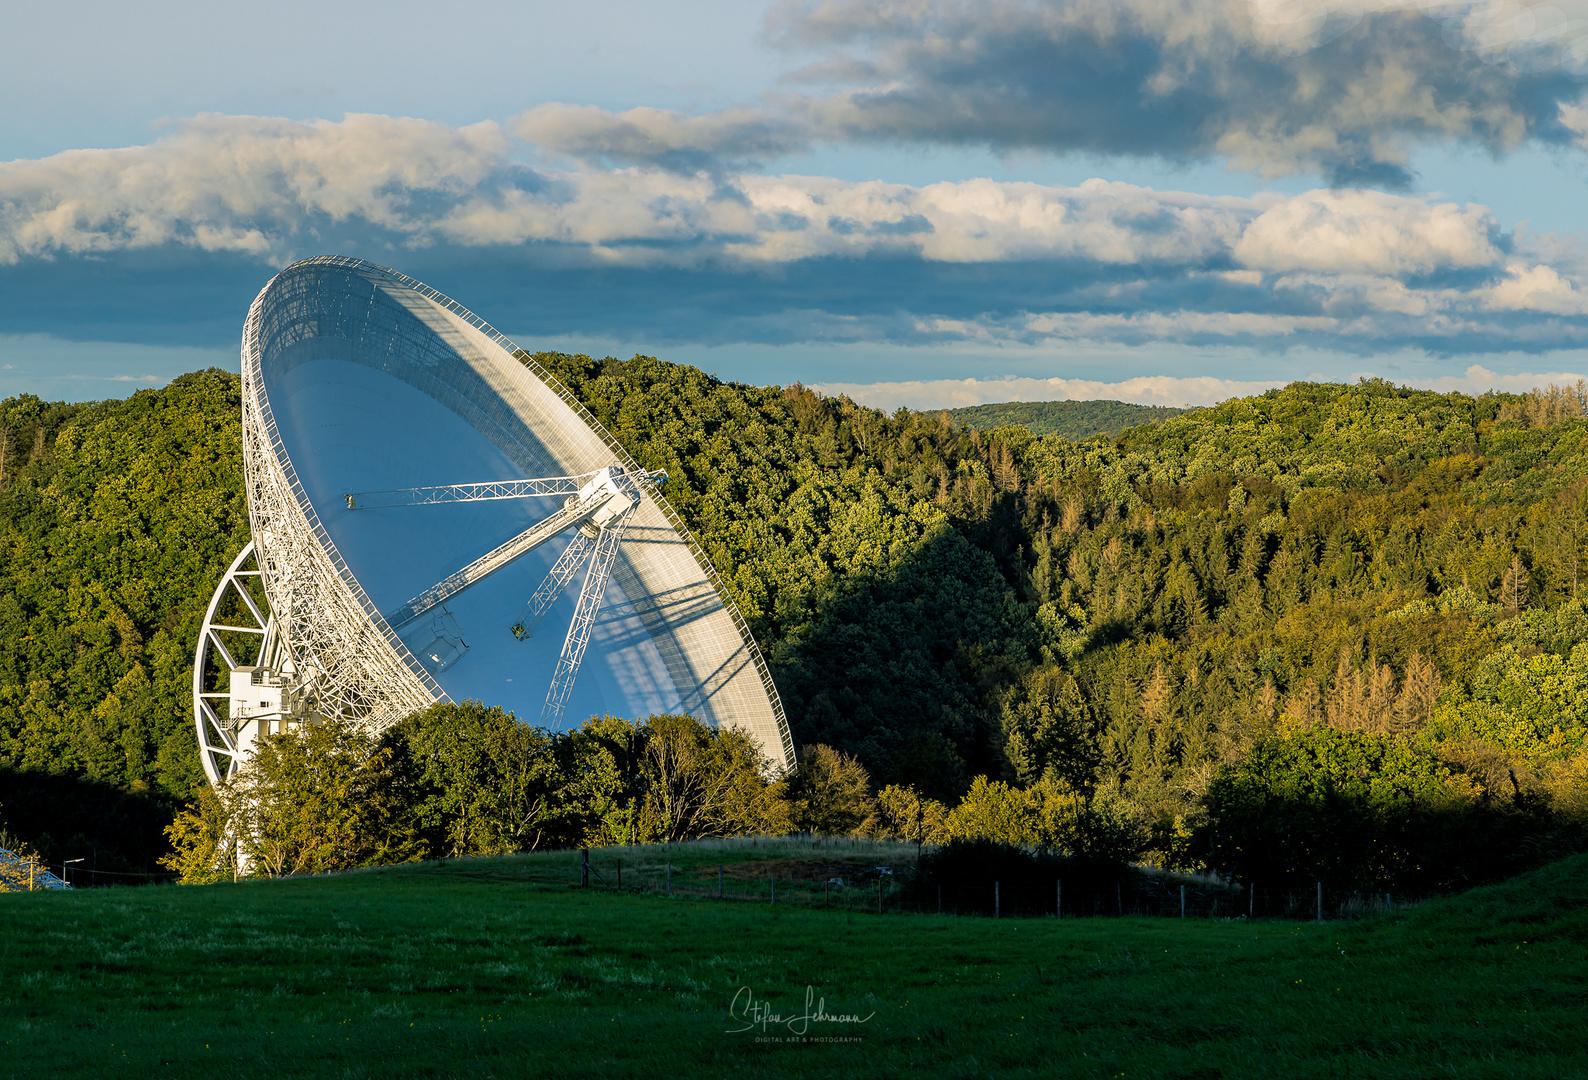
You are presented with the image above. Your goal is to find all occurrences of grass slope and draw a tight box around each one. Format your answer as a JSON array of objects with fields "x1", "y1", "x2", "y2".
[
  {"x1": 2, "y1": 841, "x2": 1585, "y2": 1079},
  {"x1": 947, "y1": 398, "x2": 1190, "y2": 440}
]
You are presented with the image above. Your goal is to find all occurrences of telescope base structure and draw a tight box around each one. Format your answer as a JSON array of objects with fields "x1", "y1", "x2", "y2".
[
  {"x1": 192, "y1": 541, "x2": 313, "y2": 787},
  {"x1": 194, "y1": 478, "x2": 649, "y2": 780},
  {"x1": 205, "y1": 256, "x2": 794, "y2": 781}
]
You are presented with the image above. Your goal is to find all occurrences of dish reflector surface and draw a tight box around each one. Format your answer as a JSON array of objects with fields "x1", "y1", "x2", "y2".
[{"x1": 239, "y1": 256, "x2": 792, "y2": 769}]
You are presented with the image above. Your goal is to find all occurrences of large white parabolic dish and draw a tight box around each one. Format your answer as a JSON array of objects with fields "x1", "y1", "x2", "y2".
[{"x1": 218, "y1": 255, "x2": 791, "y2": 776}]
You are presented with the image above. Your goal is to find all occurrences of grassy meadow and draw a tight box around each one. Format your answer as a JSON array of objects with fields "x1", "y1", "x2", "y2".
[{"x1": 1, "y1": 839, "x2": 1585, "y2": 1079}]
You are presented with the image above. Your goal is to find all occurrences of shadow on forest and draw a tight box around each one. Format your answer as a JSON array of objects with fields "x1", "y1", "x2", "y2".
[
  {"x1": 1199, "y1": 784, "x2": 1587, "y2": 896},
  {"x1": 0, "y1": 768, "x2": 179, "y2": 885},
  {"x1": 768, "y1": 522, "x2": 1035, "y2": 801},
  {"x1": 765, "y1": 516, "x2": 1588, "y2": 897}
]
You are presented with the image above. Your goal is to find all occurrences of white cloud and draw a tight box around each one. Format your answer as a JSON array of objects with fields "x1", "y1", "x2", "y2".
[
  {"x1": 0, "y1": 117, "x2": 1465, "y2": 274},
  {"x1": 1483, "y1": 262, "x2": 1588, "y2": 314},
  {"x1": 1233, "y1": 189, "x2": 1500, "y2": 275},
  {"x1": 814, "y1": 362, "x2": 1588, "y2": 412},
  {"x1": 725, "y1": 175, "x2": 1258, "y2": 265},
  {"x1": 3, "y1": 113, "x2": 1588, "y2": 356},
  {"x1": 1252, "y1": 2, "x2": 1588, "y2": 77},
  {"x1": 0, "y1": 113, "x2": 510, "y2": 264},
  {"x1": 1021, "y1": 310, "x2": 1339, "y2": 339},
  {"x1": 769, "y1": 0, "x2": 1588, "y2": 185},
  {"x1": 811, "y1": 374, "x2": 1285, "y2": 410},
  {"x1": 1417, "y1": 362, "x2": 1588, "y2": 394}
]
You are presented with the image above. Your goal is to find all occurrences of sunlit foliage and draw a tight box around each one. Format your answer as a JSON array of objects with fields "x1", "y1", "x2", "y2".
[{"x1": 11, "y1": 362, "x2": 1588, "y2": 888}]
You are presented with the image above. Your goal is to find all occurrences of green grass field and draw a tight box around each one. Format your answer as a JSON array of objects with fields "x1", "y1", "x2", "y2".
[{"x1": 2, "y1": 839, "x2": 1585, "y2": 1079}]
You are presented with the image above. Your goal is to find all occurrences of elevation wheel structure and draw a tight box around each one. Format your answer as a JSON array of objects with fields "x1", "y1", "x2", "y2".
[
  {"x1": 193, "y1": 256, "x2": 793, "y2": 778},
  {"x1": 192, "y1": 541, "x2": 290, "y2": 786}
]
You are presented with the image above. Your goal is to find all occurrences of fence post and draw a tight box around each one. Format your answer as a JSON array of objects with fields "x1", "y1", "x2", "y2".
[
  {"x1": 1056, "y1": 879, "x2": 1062, "y2": 919},
  {"x1": 1316, "y1": 882, "x2": 1323, "y2": 923},
  {"x1": 771, "y1": 877, "x2": 776, "y2": 905},
  {"x1": 1385, "y1": 892, "x2": 1391, "y2": 910},
  {"x1": 1249, "y1": 882, "x2": 1254, "y2": 920},
  {"x1": 1117, "y1": 882, "x2": 1123, "y2": 917},
  {"x1": 825, "y1": 880, "x2": 830, "y2": 908},
  {"x1": 580, "y1": 848, "x2": 589, "y2": 888},
  {"x1": 878, "y1": 876, "x2": 883, "y2": 915},
  {"x1": 995, "y1": 881, "x2": 1000, "y2": 919},
  {"x1": 1180, "y1": 883, "x2": 1186, "y2": 919},
  {"x1": 667, "y1": 862, "x2": 672, "y2": 897}
]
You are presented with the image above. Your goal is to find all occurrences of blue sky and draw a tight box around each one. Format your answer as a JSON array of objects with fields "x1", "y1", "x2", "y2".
[{"x1": 7, "y1": 0, "x2": 1588, "y2": 407}]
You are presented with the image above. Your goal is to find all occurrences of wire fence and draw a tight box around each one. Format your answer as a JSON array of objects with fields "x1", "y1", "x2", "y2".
[
  {"x1": 565, "y1": 848, "x2": 1425, "y2": 921},
  {"x1": 899, "y1": 880, "x2": 1419, "y2": 921}
]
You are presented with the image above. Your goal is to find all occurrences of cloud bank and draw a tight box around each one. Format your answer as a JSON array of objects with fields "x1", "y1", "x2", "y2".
[
  {"x1": 760, "y1": 0, "x2": 1588, "y2": 186},
  {"x1": 813, "y1": 373, "x2": 1286, "y2": 409},
  {"x1": 814, "y1": 363, "x2": 1588, "y2": 411},
  {"x1": 4, "y1": 112, "x2": 1588, "y2": 356},
  {"x1": 496, "y1": 2, "x2": 1588, "y2": 184}
]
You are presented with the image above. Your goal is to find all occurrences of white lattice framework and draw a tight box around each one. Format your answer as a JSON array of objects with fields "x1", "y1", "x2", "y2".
[
  {"x1": 211, "y1": 256, "x2": 795, "y2": 771},
  {"x1": 239, "y1": 281, "x2": 442, "y2": 740},
  {"x1": 345, "y1": 474, "x2": 592, "y2": 509},
  {"x1": 193, "y1": 541, "x2": 270, "y2": 784}
]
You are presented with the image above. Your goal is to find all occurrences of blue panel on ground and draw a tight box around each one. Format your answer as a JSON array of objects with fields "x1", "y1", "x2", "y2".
[{"x1": 269, "y1": 357, "x2": 680, "y2": 727}]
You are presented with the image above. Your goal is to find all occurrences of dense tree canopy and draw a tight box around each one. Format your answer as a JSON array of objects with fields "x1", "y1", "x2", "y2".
[
  {"x1": 4, "y1": 360, "x2": 1588, "y2": 889},
  {"x1": 949, "y1": 399, "x2": 1189, "y2": 440},
  {"x1": 0, "y1": 371, "x2": 246, "y2": 801}
]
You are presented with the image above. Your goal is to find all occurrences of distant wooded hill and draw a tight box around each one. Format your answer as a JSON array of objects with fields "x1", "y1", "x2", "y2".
[{"x1": 948, "y1": 398, "x2": 1191, "y2": 440}]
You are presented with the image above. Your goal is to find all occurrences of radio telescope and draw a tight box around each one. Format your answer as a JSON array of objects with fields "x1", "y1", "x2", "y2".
[{"x1": 193, "y1": 256, "x2": 792, "y2": 786}]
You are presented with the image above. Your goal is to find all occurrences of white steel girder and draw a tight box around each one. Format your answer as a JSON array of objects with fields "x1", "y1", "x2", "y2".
[
  {"x1": 344, "y1": 474, "x2": 587, "y2": 509},
  {"x1": 343, "y1": 468, "x2": 666, "y2": 510},
  {"x1": 510, "y1": 531, "x2": 596, "y2": 641},
  {"x1": 380, "y1": 466, "x2": 640, "y2": 630},
  {"x1": 192, "y1": 540, "x2": 294, "y2": 786},
  {"x1": 383, "y1": 498, "x2": 590, "y2": 630},
  {"x1": 540, "y1": 506, "x2": 632, "y2": 728},
  {"x1": 359, "y1": 464, "x2": 643, "y2": 726}
]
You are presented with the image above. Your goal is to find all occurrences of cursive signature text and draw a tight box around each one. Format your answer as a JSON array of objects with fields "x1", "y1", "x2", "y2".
[{"x1": 726, "y1": 985, "x2": 876, "y2": 1035}]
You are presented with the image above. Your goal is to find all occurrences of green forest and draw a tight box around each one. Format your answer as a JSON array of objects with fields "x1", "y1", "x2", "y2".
[
  {"x1": 949, "y1": 397, "x2": 1190, "y2": 439},
  {"x1": 3, "y1": 363, "x2": 1587, "y2": 891}
]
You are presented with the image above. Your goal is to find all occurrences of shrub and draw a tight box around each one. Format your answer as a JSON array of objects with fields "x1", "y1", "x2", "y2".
[
  {"x1": 869, "y1": 784, "x2": 950, "y2": 845},
  {"x1": 380, "y1": 702, "x2": 567, "y2": 856},
  {"x1": 786, "y1": 744, "x2": 876, "y2": 835},
  {"x1": 164, "y1": 720, "x2": 421, "y2": 881}
]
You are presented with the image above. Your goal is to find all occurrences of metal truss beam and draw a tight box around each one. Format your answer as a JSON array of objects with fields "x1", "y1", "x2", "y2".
[
  {"x1": 384, "y1": 466, "x2": 646, "y2": 631},
  {"x1": 384, "y1": 499, "x2": 591, "y2": 630},
  {"x1": 192, "y1": 540, "x2": 281, "y2": 786},
  {"x1": 345, "y1": 474, "x2": 590, "y2": 509},
  {"x1": 344, "y1": 469, "x2": 665, "y2": 510},
  {"x1": 541, "y1": 509, "x2": 632, "y2": 728},
  {"x1": 510, "y1": 531, "x2": 596, "y2": 641}
]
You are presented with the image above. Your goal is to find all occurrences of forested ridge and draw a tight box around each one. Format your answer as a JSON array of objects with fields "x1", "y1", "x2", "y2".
[
  {"x1": 3, "y1": 361, "x2": 1587, "y2": 887},
  {"x1": 949, "y1": 398, "x2": 1190, "y2": 440},
  {"x1": 0, "y1": 372, "x2": 247, "y2": 873}
]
